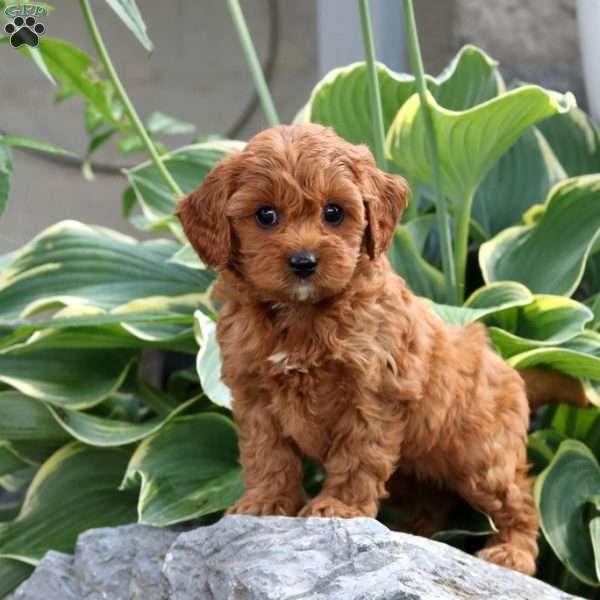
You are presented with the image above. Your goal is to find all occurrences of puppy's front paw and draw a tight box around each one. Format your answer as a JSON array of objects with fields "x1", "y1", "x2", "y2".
[
  {"x1": 477, "y1": 543, "x2": 536, "y2": 576},
  {"x1": 298, "y1": 496, "x2": 366, "y2": 518},
  {"x1": 227, "y1": 493, "x2": 301, "y2": 516}
]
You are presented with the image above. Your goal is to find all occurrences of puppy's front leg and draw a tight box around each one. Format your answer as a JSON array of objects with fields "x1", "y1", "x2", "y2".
[
  {"x1": 300, "y1": 405, "x2": 400, "y2": 518},
  {"x1": 227, "y1": 393, "x2": 304, "y2": 516}
]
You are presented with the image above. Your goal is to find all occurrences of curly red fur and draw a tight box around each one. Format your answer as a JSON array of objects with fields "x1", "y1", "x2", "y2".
[{"x1": 178, "y1": 124, "x2": 547, "y2": 575}]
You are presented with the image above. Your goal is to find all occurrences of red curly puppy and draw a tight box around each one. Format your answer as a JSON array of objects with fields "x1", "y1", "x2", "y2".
[{"x1": 178, "y1": 124, "x2": 585, "y2": 575}]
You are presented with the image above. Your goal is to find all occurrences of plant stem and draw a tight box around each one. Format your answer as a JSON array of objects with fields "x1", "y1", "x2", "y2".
[
  {"x1": 79, "y1": 0, "x2": 183, "y2": 198},
  {"x1": 402, "y1": 0, "x2": 458, "y2": 305},
  {"x1": 453, "y1": 192, "x2": 474, "y2": 303},
  {"x1": 227, "y1": 0, "x2": 279, "y2": 127},
  {"x1": 358, "y1": 0, "x2": 387, "y2": 170}
]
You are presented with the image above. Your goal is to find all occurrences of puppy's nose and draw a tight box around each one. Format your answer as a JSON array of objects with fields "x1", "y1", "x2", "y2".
[{"x1": 288, "y1": 252, "x2": 318, "y2": 279}]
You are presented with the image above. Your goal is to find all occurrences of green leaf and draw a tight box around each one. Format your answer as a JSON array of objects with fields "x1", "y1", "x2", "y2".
[
  {"x1": 0, "y1": 467, "x2": 37, "y2": 493},
  {"x1": 147, "y1": 111, "x2": 195, "y2": 136},
  {"x1": 0, "y1": 347, "x2": 133, "y2": 409},
  {"x1": 488, "y1": 295, "x2": 593, "y2": 357},
  {"x1": 0, "y1": 442, "x2": 31, "y2": 478},
  {"x1": 0, "y1": 502, "x2": 22, "y2": 522},
  {"x1": 534, "y1": 439, "x2": 600, "y2": 586},
  {"x1": 48, "y1": 396, "x2": 198, "y2": 447},
  {"x1": 508, "y1": 330, "x2": 600, "y2": 380},
  {"x1": 121, "y1": 413, "x2": 243, "y2": 526},
  {"x1": 86, "y1": 129, "x2": 115, "y2": 158},
  {"x1": 0, "y1": 220, "x2": 213, "y2": 320},
  {"x1": 305, "y1": 45, "x2": 503, "y2": 153},
  {"x1": 24, "y1": 38, "x2": 119, "y2": 128},
  {"x1": 126, "y1": 140, "x2": 244, "y2": 230},
  {"x1": 425, "y1": 281, "x2": 533, "y2": 326},
  {"x1": 0, "y1": 558, "x2": 34, "y2": 598},
  {"x1": 116, "y1": 133, "x2": 146, "y2": 156},
  {"x1": 194, "y1": 311, "x2": 231, "y2": 409},
  {"x1": 0, "y1": 136, "x2": 12, "y2": 219},
  {"x1": 472, "y1": 127, "x2": 566, "y2": 238},
  {"x1": 0, "y1": 392, "x2": 70, "y2": 441},
  {"x1": 105, "y1": 0, "x2": 153, "y2": 53},
  {"x1": 537, "y1": 106, "x2": 600, "y2": 177},
  {"x1": 386, "y1": 86, "x2": 574, "y2": 206},
  {"x1": 480, "y1": 175, "x2": 600, "y2": 295},
  {"x1": 168, "y1": 243, "x2": 206, "y2": 270},
  {"x1": 0, "y1": 443, "x2": 137, "y2": 564},
  {"x1": 544, "y1": 404, "x2": 600, "y2": 445},
  {"x1": 3, "y1": 135, "x2": 74, "y2": 157},
  {"x1": 388, "y1": 226, "x2": 445, "y2": 302},
  {"x1": 527, "y1": 429, "x2": 565, "y2": 475},
  {"x1": 433, "y1": 506, "x2": 497, "y2": 550},
  {"x1": 25, "y1": 46, "x2": 55, "y2": 85},
  {"x1": 0, "y1": 298, "x2": 205, "y2": 353}
]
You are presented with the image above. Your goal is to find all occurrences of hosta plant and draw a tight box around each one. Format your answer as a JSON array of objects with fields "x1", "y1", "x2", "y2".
[{"x1": 0, "y1": 0, "x2": 599, "y2": 598}]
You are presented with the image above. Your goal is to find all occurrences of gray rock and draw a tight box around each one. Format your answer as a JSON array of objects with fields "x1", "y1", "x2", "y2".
[
  {"x1": 13, "y1": 516, "x2": 582, "y2": 600},
  {"x1": 163, "y1": 516, "x2": 579, "y2": 600},
  {"x1": 74, "y1": 524, "x2": 178, "y2": 599},
  {"x1": 12, "y1": 551, "x2": 79, "y2": 600}
]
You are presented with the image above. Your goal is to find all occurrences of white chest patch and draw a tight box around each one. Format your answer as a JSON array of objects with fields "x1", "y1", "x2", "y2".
[{"x1": 268, "y1": 352, "x2": 308, "y2": 374}]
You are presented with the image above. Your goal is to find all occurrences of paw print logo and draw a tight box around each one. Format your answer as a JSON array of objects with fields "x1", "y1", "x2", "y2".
[{"x1": 4, "y1": 15, "x2": 45, "y2": 48}]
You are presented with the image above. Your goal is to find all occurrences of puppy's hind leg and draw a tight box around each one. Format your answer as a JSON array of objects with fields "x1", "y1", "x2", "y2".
[{"x1": 457, "y1": 464, "x2": 539, "y2": 576}]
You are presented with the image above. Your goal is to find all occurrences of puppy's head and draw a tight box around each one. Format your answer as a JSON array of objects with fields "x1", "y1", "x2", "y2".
[{"x1": 177, "y1": 124, "x2": 407, "y2": 303}]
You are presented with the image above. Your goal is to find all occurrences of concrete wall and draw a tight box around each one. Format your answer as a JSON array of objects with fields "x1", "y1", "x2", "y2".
[{"x1": 0, "y1": 1, "x2": 317, "y2": 253}]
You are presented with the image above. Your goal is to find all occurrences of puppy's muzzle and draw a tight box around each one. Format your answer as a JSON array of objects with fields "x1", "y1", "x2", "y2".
[{"x1": 288, "y1": 252, "x2": 318, "y2": 279}]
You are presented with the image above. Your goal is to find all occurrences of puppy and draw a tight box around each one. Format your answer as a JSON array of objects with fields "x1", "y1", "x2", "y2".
[{"x1": 177, "y1": 123, "x2": 585, "y2": 575}]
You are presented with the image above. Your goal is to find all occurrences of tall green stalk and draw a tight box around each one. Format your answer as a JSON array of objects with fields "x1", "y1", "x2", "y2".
[
  {"x1": 454, "y1": 192, "x2": 475, "y2": 302},
  {"x1": 358, "y1": 0, "x2": 387, "y2": 170},
  {"x1": 402, "y1": 0, "x2": 458, "y2": 304},
  {"x1": 227, "y1": 0, "x2": 279, "y2": 127},
  {"x1": 79, "y1": 0, "x2": 183, "y2": 199}
]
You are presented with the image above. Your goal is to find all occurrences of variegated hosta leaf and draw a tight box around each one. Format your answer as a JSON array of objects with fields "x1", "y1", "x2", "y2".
[
  {"x1": 388, "y1": 226, "x2": 445, "y2": 302},
  {"x1": 480, "y1": 175, "x2": 600, "y2": 296},
  {"x1": 48, "y1": 396, "x2": 199, "y2": 447},
  {"x1": 0, "y1": 558, "x2": 33, "y2": 598},
  {"x1": 535, "y1": 439, "x2": 600, "y2": 586},
  {"x1": 125, "y1": 140, "x2": 245, "y2": 230},
  {"x1": 0, "y1": 220, "x2": 213, "y2": 320},
  {"x1": 386, "y1": 86, "x2": 574, "y2": 206},
  {"x1": 194, "y1": 311, "x2": 232, "y2": 409},
  {"x1": 0, "y1": 442, "x2": 31, "y2": 478},
  {"x1": 537, "y1": 105, "x2": 600, "y2": 177},
  {"x1": 0, "y1": 296, "x2": 210, "y2": 353},
  {"x1": 0, "y1": 443, "x2": 137, "y2": 564},
  {"x1": 0, "y1": 346, "x2": 133, "y2": 409},
  {"x1": 488, "y1": 295, "x2": 594, "y2": 357},
  {"x1": 0, "y1": 392, "x2": 70, "y2": 442},
  {"x1": 303, "y1": 45, "x2": 504, "y2": 152},
  {"x1": 426, "y1": 281, "x2": 532, "y2": 326},
  {"x1": 472, "y1": 127, "x2": 566, "y2": 238},
  {"x1": 121, "y1": 413, "x2": 242, "y2": 526},
  {"x1": 508, "y1": 330, "x2": 600, "y2": 381}
]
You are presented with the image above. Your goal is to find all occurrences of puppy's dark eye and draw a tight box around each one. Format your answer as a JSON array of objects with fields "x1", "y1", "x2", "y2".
[
  {"x1": 322, "y1": 203, "x2": 344, "y2": 226},
  {"x1": 255, "y1": 205, "x2": 279, "y2": 229}
]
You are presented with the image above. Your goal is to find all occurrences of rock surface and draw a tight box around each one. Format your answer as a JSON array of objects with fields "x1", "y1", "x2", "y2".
[{"x1": 13, "y1": 516, "x2": 580, "y2": 600}]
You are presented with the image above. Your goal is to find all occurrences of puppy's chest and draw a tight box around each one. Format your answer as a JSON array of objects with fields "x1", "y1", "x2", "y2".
[{"x1": 261, "y1": 347, "x2": 360, "y2": 461}]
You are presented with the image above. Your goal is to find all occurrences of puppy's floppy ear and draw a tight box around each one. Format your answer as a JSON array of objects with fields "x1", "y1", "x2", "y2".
[
  {"x1": 362, "y1": 161, "x2": 409, "y2": 260},
  {"x1": 175, "y1": 154, "x2": 240, "y2": 270}
]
